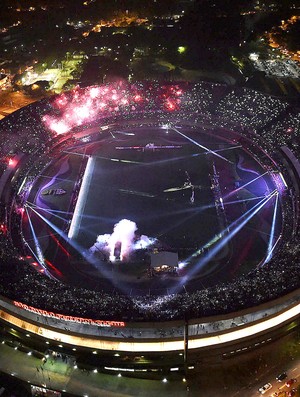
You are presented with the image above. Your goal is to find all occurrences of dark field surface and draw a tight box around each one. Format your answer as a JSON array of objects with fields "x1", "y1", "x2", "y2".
[{"x1": 24, "y1": 125, "x2": 282, "y2": 295}]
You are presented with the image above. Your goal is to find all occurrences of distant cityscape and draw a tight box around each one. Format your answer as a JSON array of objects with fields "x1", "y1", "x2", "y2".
[{"x1": 0, "y1": 0, "x2": 299, "y2": 120}]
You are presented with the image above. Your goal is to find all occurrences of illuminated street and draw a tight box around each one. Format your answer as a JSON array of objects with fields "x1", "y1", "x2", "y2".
[{"x1": 1, "y1": 330, "x2": 300, "y2": 396}]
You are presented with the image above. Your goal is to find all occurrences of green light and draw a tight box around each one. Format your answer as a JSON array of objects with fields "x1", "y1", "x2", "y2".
[
  {"x1": 178, "y1": 46, "x2": 186, "y2": 54},
  {"x1": 287, "y1": 321, "x2": 297, "y2": 331}
]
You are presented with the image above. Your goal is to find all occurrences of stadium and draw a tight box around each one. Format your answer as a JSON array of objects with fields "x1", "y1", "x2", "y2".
[{"x1": 0, "y1": 81, "x2": 300, "y2": 391}]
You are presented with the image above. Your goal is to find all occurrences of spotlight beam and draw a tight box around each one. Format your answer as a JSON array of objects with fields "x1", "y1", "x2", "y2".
[
  {"x1": 27, "y1": 203, "x2": 88, "y2": 262},
  {"x1": 264, "y1": 192, "x2": 279, "y2": 263},
  {"x1": 223, "y1": 172, "x2": 269, "y2": 201},
  {"x1": 27, "y1": 203, "x2": 67, "y2": 238},
  {"x1": 62, "y1": 150, "x2": 90, "y2": 158},
  {"x1": 170, "y1": 125, "x2": 232, "y2": 164},
  {"x1": 31, "y1": 208, "x2": 74, "y2": 216},
  {"x1": 24, "y1": 206, "x2": 49, "y2": 274},
  {"x1": 197, "y1": 195, "x2": 267, "y2": 213},
  {"x1": 143, "y1": 153, "x2": 203, "y2": 166},
  {"x1": 27, "y1": 202, "x2": 70, "y2": 223},
  {"x1": 194, "y1": 191, "x2": 277, "y2": 271},
  {"x1": 210, "y1": 195, "x2": 267, "y2": 208},
  {"x1": 214, "y1": 145, "x2": 242, "y2": 153},
  {"x1": 181, "y1": 190, "x2": 277, "y2": 279},
  {"x1": 36, "y1": 175, "x2": 76, "y2": 183},
  {"x1": 29, "y1": 206, "x2": 115, "y2": 279},
  {"x1": 181, "y1": 194, "x2": 269, "y2": 266},
  {"x1": 262, "y1": 233, "x2": 281, "y2": 267},
  {"x1": 94, "y1": 154, "x2": 141, "y2": 165},
  {"x1": 26, "y1": 202, "x2": 112, "y2": 224},
  {"x1": 227, "y1": 190, "x2": 277, "y2": 235}
]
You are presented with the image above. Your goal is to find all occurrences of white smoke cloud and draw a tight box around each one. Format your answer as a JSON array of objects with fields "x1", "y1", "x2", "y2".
[
  {"x1": 89, "y1": 219, "x2": 156, "y2": 262},
  {"x1": 108, "y1": 219, "x2": 137, "y2": 261}
]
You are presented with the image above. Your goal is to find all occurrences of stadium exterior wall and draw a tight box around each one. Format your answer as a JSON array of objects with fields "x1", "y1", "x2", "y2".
[{"x1": 1, "y1": 289, "x2": 300, "y2": 363}]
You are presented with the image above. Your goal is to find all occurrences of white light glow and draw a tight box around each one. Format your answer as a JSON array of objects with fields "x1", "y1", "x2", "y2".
[{"x1": 68, "y1": 156, "x2": 95, "y2": 239}]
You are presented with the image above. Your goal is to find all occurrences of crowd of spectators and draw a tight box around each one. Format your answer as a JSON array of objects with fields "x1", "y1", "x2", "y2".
[
  {"x1": 260, "y1": 111, "x2": 300, "y2": 150},
  {"x1": 0, "y1": 81, "x2": 299, "y2": 323},
  {"x1": 0, "y1": 229, "x2": 300, "y2": 322},
  {"x1": 0, "y1": 82, "x2": 298, "y2": 163},
  {"x1": 215, "y1": 87, "x2": 289, "y2": 132}
]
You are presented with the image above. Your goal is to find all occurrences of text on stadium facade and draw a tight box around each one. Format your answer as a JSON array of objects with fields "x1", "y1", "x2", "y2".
[{"x1": 13, "y1": 301, "x2": 125, "y2": 327}]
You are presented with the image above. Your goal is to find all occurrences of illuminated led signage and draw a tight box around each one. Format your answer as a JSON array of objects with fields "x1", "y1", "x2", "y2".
[{"x1": 13, "y1": 301, "x2": 125, "y2": 327}]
